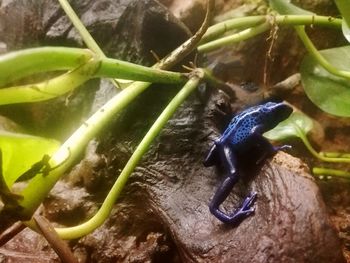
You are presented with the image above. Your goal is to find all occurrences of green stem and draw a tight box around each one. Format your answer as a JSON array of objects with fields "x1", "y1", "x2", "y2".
[
  {"x1": 0, "y1": 57, "x2": 99, "y2": 105},
  {"x1": 58, "y1": 0, "x2": 122, "y2": 88},
  {"x1": 295, "y1": 125, "x2": 350, "y2": 163},
  {"x1": 294, "y1": 25, "x2": 350, "y2": 79},
  {"x1": 15, "y1": 0, "x2": 210, "y2": 222},
  {"x1": 198, "y1": 15, "x2": 342, "y2": 53},
  {"x1": 200, "y1": 16, "x2": 266, "y2": 43},
  {"x1": 97, "y1": 58, "x2": 186, "y2": 84},
  {"x1": 319, "y1": 152, "x2": 350, "y2": 159},
  {"x1": 0, "y1": 49, "x2": 186, "y2": 105},
  {"x1": 18, "y1": 81, "x2": 151, "y2": 219},
  {"x1": 313, "y1": 167, "x2": 350, "y2": 179},
  {"x1": 198, "y1": 21, "x2": 270, "y2": 53},
  {"x1": 0, "y1": 47, "x2": 94, "y2": 87},
  {"x1": 201, "y1": 15, "x2": 341, "y2": 44},
  {"x1": 55, "y1": 71, "x2": 202, "y2": 239},
  {"x1": 57, "y1": 0, "x2": 105, "y2": 58}
]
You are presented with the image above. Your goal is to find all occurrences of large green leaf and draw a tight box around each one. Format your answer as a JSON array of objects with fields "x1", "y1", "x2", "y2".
[
  {"x1": 269, "y1": 0, "x2": 313, "y2": 15},
  {"x1": 264, "y1": 110, "x2": 314, "y2": 141},
  {"x1": 0, "y1": 131, "x2": 60, "y2": 186},
  {"x1": 300, "y1": 46, "x2": 350, "y2": 117}
]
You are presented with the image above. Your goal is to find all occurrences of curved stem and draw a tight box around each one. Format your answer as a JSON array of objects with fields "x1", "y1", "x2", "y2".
[
  {"x1": 295, "y1": 125, "x2": 350, "y2": 163},
  {"x1": 14, "y1": 0, "x2": 212, "y2": 223},
  {"x1": 295, "y1": 25, "x2": 350, "y2": 79},
  {"x1": 0, "y1": 57, "x2": 98, "y2": 105},
  {"x1": 54, "y1": 72, "x2": 203, "y2": 239},
  {"x1": 0, "y1": 47, "x2": 94, "y2": 87},
  {"x1": 18, "y1": 81, "x2": 151, "y2": 219},
  {"x1": 0, "y1": 49, "x2": 186, "y2": 105}
]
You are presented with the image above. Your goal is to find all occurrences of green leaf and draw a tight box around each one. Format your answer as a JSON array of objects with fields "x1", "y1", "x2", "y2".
[
  {"x1": 335, "y1": 0, "x2": 350, "y2": 30},
  {"x1": 300, "y1": 46, "x2": 350, "y2": 117},
  {"x1": 336, "y1": 0, "x2": 350, "y2": 42},
  {"x1": 342, "y1": 20, "x2": 350, "y2": 43},
  {"x1": 269, "y1": 0, "x2": 313, "y2": 15},
  {"x1": 264, "y1": 111, "x2": 314, "y2": 141},
  {"x1": 0, "y1": 131, "x2": 60, "y2": 186}
]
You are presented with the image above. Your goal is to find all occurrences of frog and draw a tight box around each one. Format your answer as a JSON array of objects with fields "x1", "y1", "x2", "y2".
[{"x1": 204, "y1": 101, "x2": 293, "y2": 224}]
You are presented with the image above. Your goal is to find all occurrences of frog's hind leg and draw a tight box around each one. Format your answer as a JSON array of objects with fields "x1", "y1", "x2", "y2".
[{"x1": 209, "y1": 144, "x2": 256, "y2": 224}]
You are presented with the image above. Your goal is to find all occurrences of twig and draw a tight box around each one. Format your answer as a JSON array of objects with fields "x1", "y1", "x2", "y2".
[
  {"x1": 158, "y1": 0, "x2": 215, "y2": 70},
  {"x1": 0, "y1": 221, "x2": 26, "y2": 246},
  {"x1": 34, "y1": 215, "x2": 77, "y2": 263}
]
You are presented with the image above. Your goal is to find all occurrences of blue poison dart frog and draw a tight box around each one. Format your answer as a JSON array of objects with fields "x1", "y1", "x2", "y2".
[{"x1": 204, "y1": 101, "x2": 293, "y2": 224}]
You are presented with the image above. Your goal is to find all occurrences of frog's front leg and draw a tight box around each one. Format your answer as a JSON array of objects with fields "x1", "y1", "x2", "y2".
[
  {"x1": 251, "y1": 125, "x2": 291, "y2": 164},
  {"x1": 209, "y1": 143, "x2": 257, "y2": 224}
]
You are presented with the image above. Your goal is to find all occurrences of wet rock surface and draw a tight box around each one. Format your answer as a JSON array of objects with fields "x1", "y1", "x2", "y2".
[{"x1": 0, "y1": 0, "x2": 347, "y2": 262}]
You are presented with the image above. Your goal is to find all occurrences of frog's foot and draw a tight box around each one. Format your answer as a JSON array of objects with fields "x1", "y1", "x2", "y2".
[
  {"x1": 210, "y1": 192, "x2": 257, "y2": 224},
  {"x1": 232, "y1": 191, "x2": 257, "y2": 218},
  {"x1": 274, "y1": 144, "x2": 292, "y2": 152},
  {"x1": 256, "y1": 144, "x2": 292, "y2": 165}
]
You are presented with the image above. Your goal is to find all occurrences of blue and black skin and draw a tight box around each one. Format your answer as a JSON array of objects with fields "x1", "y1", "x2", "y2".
[{"x1": 204, "y1": 101, "x2": 293, "y2": 224}]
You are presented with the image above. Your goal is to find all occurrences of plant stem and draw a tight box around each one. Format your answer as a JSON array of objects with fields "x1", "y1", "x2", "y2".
[
  {"x1": 0, "y1": 47, "x2": 94, "y2": 87},
  {"x1": 57, "y1": 0, "x2": 122, "y2": 88},
  {"x1": 0, "y1": 57, "x2": 98, "y2": 105},
  {"x1": 18, "y1": 81, "x2": 151, "y2": 219},
  {"x1": 0, "y1": 50, "x2": 186, "y2": 105},
  {"x1": 15, "y1": 0, "x2": 212, "y2": 223},
  {"x1": 198, "y1": 21, "x2": 270, "y2": 53},
  {"x1": 295, "y1": 124, "x2": 350, "y2": 163},
  {"x1": 198, "y1": 15, "x2": 342, "y2": 53},
  {"x1": 158, "y1": 0, "x2": 214, "y2": 70},
  {"x1": 55, "y1": 71, "x2": 203, "y2": 239},
  {"x1": 313, "y1": 167, "x2": 350, "y2": 179},
  {"x1": 97, "y1": 58, "x2": 186, "y2": 84},
  {"x1": 57, "y1": 0, "x2": 105, "y2": 58},
  {"x1": 319, "y1": 152, "x2": 350, "y2": 159},
  {"x1": 294, "y1": 26, "x2": 350, "y2": 79}
]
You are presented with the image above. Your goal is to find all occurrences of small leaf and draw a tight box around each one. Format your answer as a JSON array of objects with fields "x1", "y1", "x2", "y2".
[
  {"x1": 0, "y1": 131, "x2": 60, "y2": 186},
  {"x1": 342, "y1": 20, "x2": 350, "y2": 43},
  {"x1": 300, "y1": 46, "x2": 350, "y2": 117},
  {"x1": 335, "y1": 0, "x2": 350, "y2": 34},
  {"x1": 264, "y1": 111, "x2": 314, "y2": 141},
  {"x1": 269, "y1": 0, "x2": 313, "y2": 15}
]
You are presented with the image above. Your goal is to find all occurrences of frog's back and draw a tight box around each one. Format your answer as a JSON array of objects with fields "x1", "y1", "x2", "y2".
[{"x1": 220, "y1": 106, "x2": 263, "y2": 146}]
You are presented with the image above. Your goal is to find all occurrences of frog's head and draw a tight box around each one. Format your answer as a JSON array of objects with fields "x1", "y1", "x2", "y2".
[{"x1": 260, "y1": 101, "x2": 293, "y2": 129}]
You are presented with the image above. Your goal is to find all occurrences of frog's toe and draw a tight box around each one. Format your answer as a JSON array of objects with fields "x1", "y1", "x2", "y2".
[
  {"x1": 241, "y1": 191, "x2": 257, "y2": 210},
  {"x1": 274, "y1": 144, "x2": 292, "y2": 152},
  {"x1": 232, "y1": 205, "x2": 255, "y2": 218}
]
